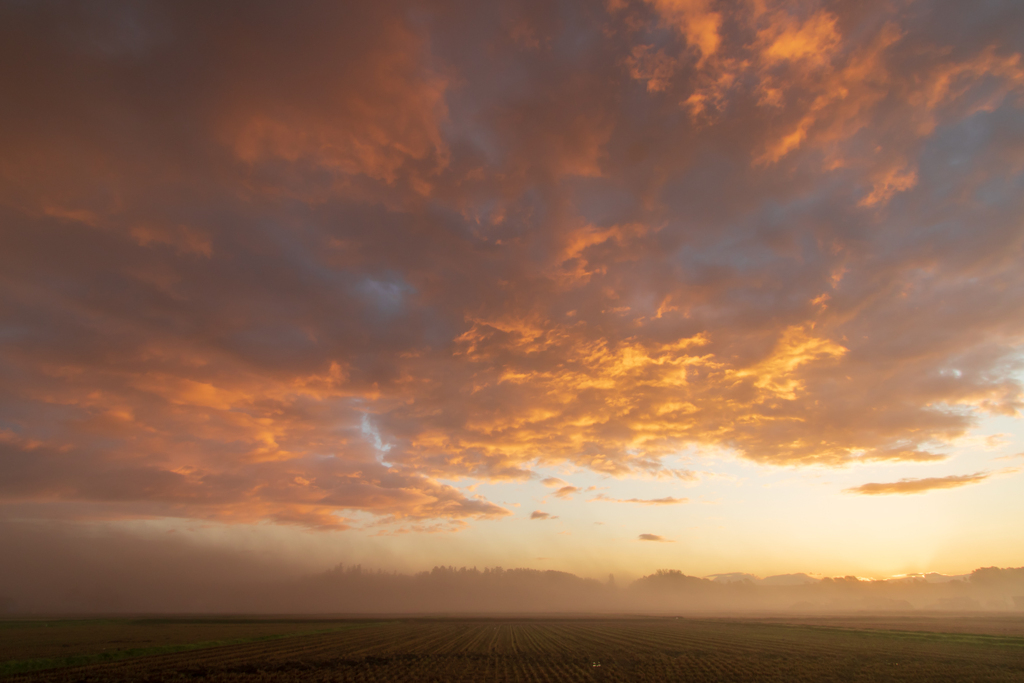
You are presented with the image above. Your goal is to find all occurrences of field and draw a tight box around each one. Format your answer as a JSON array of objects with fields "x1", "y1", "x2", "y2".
[{"x1": 3, "y1": 616, "x2": 1024, "y2": 682}]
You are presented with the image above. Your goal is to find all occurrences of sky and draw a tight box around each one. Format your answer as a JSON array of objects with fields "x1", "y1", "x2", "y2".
[{"x1": 1, "y1": 0, "x2": 1024, "y2": 589}]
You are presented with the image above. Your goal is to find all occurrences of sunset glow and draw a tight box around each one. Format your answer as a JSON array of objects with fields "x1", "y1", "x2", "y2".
[{"x1": 2, "y1": 0, "x2": 1023, "y2": 600}]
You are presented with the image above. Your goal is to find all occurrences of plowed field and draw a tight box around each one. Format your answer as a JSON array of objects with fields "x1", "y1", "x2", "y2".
[{"x1": 4, "y1": 617, "x2": 1023, "y2": 682}]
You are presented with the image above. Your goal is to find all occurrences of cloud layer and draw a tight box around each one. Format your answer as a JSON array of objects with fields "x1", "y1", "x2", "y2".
[{"x1": 1, "y1": 0, "x2": 1023, "y2": 529}]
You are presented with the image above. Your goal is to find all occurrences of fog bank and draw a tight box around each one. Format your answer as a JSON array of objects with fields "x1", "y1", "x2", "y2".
[{"x1": 2, "y1": 523, "x2": 1022, "y2": 615}]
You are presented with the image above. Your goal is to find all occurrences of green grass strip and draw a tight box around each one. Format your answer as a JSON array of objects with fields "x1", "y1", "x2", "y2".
[{"x1": 0, "y1": 621, "x2": 388, "y2": 678}]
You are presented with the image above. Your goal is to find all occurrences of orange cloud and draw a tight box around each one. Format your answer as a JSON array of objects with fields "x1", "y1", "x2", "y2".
[
  {"x1": 638, "y1": 533, "x2": 673, "y2": 542},
  {"x1": 129, "y1": 223, "x2": 213, "y2": 258},
  {"x1": 592, "y1": 494, "x2": 687, "y2": 505},
  {"x1": 620, "y1": 1, "x2": 1024, "y2": 210},
  {"x1": 757, "y1": 10, "x2": 840, "y2": 69},
  {"x1": 728, "y1": 325, "x2": 847, "y2": 400},
  {"x1": 1, "y1": 0, "x2": 1022, "y2": 534},
  {"x1": 646, "y1": 0, "x2": 722, "y2": 62},
  {"x1": 843, "y1": 473, "x2": 990, "y2": 496},
  {"x1": 224, "y1": 11, "x2": 449, "y2": 193},
  {"x1": 627, "y1": 45, "x2": 679, "y2": 93}
]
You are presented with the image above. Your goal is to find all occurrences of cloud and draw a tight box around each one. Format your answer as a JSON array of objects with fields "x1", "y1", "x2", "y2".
[
  {"x1": 626, "y1": 497, "x2": 687, "y2": 505},
  {"x1": 843, "y1": 472, "x2": 990, "y2": 496},
  {"x1": 638, "y1": 533, "x2": 673, "y2": 542},
  {"x1": 994, "y1": 451, "x2": 1024, "y2": 462},
  {"x1": 540, "y1": 477, "x2": 581, "y2": 498},
  {"x1": 1, "y1": 0, "x2": 1023, "y2": 531},
  {"x1": 530, "y1": 510, "x2": 556, "y2": 520},
  {"x1": 645, "y1": 0, "x2": 722, "y2": 62},
  {"x1": 591, "y1": 494, "x2": 688, "y2": 505},
  {"x1": 0, "y1": 431, "x2": 510, "y2": 529},
  {"x1": 553, "y1": 486, "x2": 581, "y2": 500}
]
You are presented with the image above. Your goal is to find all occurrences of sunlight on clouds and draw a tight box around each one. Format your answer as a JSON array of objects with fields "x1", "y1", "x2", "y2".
[
  {"x1": 729, "y1": 325, "x2": 847, "y2": 401},
  {"x1": 645, "y1": 0, "x2": 722, "y2": 62},
  {"x1": 393, "y1": 322, "x2": 864, "y2": 477},
  {"x1": 844, "y1": 472, "x2": 989, "y2": 496},
  {"x1": 621, "y1": 1, "x2": 1024, "y2": 211},
  {"x1": 1, "y1": 0, "x2": 1023, "y2": 547},
  {"x1": 757, "y1": 10, "x2": 840, "y2": 69}
]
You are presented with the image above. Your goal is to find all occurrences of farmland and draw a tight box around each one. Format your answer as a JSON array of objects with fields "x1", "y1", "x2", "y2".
[{"x1": 3, "y1": 616, "x2": 1024, "y2": 682}]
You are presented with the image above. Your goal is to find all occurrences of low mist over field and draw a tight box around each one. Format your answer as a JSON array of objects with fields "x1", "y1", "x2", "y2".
[{"x1": 2, "y1": 521, "x2": 1022, "y2": 615}]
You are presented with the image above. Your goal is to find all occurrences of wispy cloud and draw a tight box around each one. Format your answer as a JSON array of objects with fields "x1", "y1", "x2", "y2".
[
  {"x1": 553, "y1": 486, "x2": 581, "y2": 499},
  {"x1": 843, "y1": 473, "x2": 990, "y2": 496},
  {"x1": 530, "y1": 510, "x2": 557, "y2": 520},
  {"x1": 638, "y1": 534, "x2": 673, "y2": 542},
  {"x1": 591, "y1": 494, "x2": 688, "y2": 505},
  {"x1": 994, "y1": 452, "x2": 1024, "y2": 462}
]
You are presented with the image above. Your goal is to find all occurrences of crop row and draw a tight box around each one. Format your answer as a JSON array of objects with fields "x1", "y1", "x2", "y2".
[{"x1": 10, "y1": 619, "x2": 1024, "y2": 683}]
